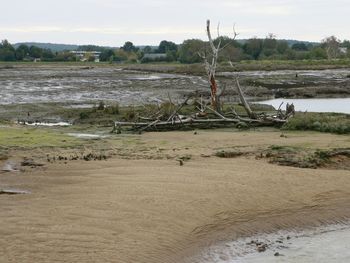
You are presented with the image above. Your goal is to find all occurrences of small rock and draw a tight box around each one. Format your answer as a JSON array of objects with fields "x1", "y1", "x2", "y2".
[
  {"x1": 274, "y1": 252, "x2": 280, "y2": 256},
  {"x1": 179, "y1": 160, "x2": 184, "y2": 166},
  {"x1": 219, "y1": 254, "x2": 229, "y2": 261},
  {"x1": 194, "y1": 131, "x2": 198, "y2": 135},
  {"x1": 257, "y1": 244, "x2": 267, "y2": 252}
]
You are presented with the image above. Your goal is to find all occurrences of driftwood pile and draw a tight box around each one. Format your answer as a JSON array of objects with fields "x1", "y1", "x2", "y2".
[{"x1": 114, "y1": 80, "x2": 294, "y2": 132}]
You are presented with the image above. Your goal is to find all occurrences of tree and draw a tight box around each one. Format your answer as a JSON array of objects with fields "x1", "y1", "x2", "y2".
[
  {"x1": 121, "y1": 41, "x2": 138, "y2": 52},
  {"x1": 263, "y1": 33, "x2": 277, "y2": 49},
  {"x1": 260, "y1": 34, "x2": 277, "y2": 57},
  {"x1": 276, "y1": 41, "x2": 289, "y2": 54},
  {"x1": 243, "y1": 38, "x2": 263, "y2": 59},
  {"x1": 310, "y1": 47, "x2": 327, "y2": 59},
  {"x1": 156, "y1": 40, "x2": 178, "y2": 61},
  {"x1": 157, "y1": 40, "x2": 177, "y2": 53},
  {"x1": 29, "y1": 45, "x2": 42, "y2": 58},
  {"x1": 41, "y1": 49, "x2": 54, "y2": 61},
  {"x1": 178, "y1": 39, "x2": 205, "y2": 63},
  {"x1": 200, "y1": 20, "x2": 238, "y2": 111},
  {"x1": 113, "y1": 49, "x2": 129, "y2": 62},
  {"x1": 15, "y1": 44, "x2": 29, "y2": 60},
  {"x1": 219, "y1": 45, "x2": 244, "y2": 62},
  {"x1": 100, "y1": 49, "x2": 115, "y2": 61},
  {"x1": 321, "y1": 36, "x2": 341, "y2": 59},
  {"x1": 142, "y1": 46, "x2": 153, "y2": 53},
  {"x1": 341, "y1": 40, "x2": 350, "y2": 48},
  {"x1": 292, "y1": 42, "x2": 308, "y2": 51},
  {"x1": 0, "y1": 40, "x2": 16, "y2": 61}
]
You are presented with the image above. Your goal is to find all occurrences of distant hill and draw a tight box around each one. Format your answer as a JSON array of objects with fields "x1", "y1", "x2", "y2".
[
  {"x1": 282, "y1": 39, "x2": 319, "y2": 47},
  {"x1": 236, "y1": 39, "x2": 319, "y2": 47},
  {"x1": 13, "y1": 42, "x2": 79, "y2": 52},
  {"x1": 13, "y1": 42, "x2": 123, "y2": 52}
]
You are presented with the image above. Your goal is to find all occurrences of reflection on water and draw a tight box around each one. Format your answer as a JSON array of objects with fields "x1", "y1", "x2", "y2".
[{"x1": 257, "y1": 98, "x2": 350, "y2": 114}]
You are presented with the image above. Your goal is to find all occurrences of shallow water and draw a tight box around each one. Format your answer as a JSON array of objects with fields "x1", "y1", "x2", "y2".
[
  {"x1": 198, "y1": 224, "x2": 350, "y2": 263},
  {"x1": 258, "y1": 98, "x2": 350, "y2": 114},
  {"x1": 233, "y1": 226, "x2": 350, "y2": 263}
]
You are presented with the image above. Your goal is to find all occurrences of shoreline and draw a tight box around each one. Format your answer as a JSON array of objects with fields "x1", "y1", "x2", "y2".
[
  {"x1": 192, "y1": 220, "x2": 350, "y2": 262},
  {"x1": 181, "y1": 201, "x2": 350, "y2": 262}
]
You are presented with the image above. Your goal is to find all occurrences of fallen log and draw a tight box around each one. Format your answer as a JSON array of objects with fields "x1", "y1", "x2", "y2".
[{"x1": 115, "y1": 115, "x2": 287, "y2": 132}]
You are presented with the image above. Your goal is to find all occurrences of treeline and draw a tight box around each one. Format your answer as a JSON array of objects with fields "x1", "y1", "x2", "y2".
[{"x1": 1, "y1": 35, "x2": 350, "y2": 63}]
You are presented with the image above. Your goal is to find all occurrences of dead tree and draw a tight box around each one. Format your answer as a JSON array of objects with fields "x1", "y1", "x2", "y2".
[{"x1": 200, "y1": 20, "x2": 237, "y2": 112}]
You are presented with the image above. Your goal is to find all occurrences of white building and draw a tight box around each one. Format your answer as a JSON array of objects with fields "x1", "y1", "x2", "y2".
[{"x1": 71, "y1": 51, "x2": 101, "y2": 62}]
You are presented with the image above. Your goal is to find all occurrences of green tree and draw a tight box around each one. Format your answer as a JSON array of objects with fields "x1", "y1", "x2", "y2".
[
  {"x1": 262, "y1": 34, "x2": 278, "y2": 57},
  {"x1": 142, "y1": 46, "x2": 153, "y2": 53},
  {"x1": 178, "y1": 39, "x2": 205, "y2": 63},
  {"x1": 263, "y1": 33, "x2": 277, "y2": 49},
  {"x1": 0, "y1": 40, "x2": 16, "y2": 61},
  {"x1": 291, "y1": 42, "x2": 308, "y2": 51},
  {"x1": 243, "y1": 38, "x2": 263, "y2": 60},
  {"x1": 100, "y1": 49, "x2": 115, "y2": 61},
  {"x1": 276, "y1": 41, "x2": 289, "y2": 54},
  {"x1": 15, "y1": 44, "x2": 29, "y2": 60},
  {"x1": 41, "y1": 49, "x2": 54, "y2": 61},
  {"x1": 29, "y1": 45, "x2": 42, "y2": 58},
  {"x1": 310, "y1": 47, "x2": 327, "y2": 59},
  {"x1": 341, "y1": 40, "x2": 350, "y2": 48},
  {"x1": 114, "y1": 49, "x2": 129, "y2": 62},
  {"x1": 121, "y1": 41, "x2": 138, "y2": 52},
  {"x1": 157, "y1": 40, "x2": 178, "y2": 53}
]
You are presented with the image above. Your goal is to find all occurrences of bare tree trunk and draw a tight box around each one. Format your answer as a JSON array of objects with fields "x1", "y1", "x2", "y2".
[
  {"x1": 204, "y1": 20, "x2": 221, "y2": 112},
  {"x1": 209, "y1": 75, "x2": 219, "y2": 109},
  {"x1": 235, "y1": 78, "x2": 257, "y2": 119}
]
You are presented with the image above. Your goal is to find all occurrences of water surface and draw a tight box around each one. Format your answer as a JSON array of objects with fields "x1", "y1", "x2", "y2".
[{"x1": 258, "y1": 98, "x2": 350, "y2": 114}]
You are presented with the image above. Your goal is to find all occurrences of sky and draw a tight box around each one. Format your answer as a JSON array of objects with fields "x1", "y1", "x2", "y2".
[{"x1": 1, "y1": 0, "x2": 349, "y2": 46}]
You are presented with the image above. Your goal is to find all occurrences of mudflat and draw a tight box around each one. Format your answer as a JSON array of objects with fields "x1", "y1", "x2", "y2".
[{"x1": 0, "y1": 130, "x2": 349, "y2": 262}]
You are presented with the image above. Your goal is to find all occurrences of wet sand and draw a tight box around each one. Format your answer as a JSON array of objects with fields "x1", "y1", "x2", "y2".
[{"x1": 0, "y1": 130, "x2": 350, "y2": 262}]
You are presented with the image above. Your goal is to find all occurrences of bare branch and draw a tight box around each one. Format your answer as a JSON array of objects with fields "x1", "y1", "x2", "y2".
[
  {"x1": 232, "y1": 23, "x2": 239, "y2": 40},
  {"x1": 217, "y1": 22, "x2": 220, "y2": 38}
]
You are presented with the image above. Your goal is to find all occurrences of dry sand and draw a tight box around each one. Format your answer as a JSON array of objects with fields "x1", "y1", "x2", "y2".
[{"x1": 0, "y1": 130, "x2": 350, "y2": 262}]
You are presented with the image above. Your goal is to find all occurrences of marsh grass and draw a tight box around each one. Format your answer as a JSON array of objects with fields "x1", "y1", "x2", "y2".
[
  {"x1": 0, "y1": 127, "x2": 82, "y2": 149},
  {"x1": 282, "y1": 112, "x2": 350, "y2": 134}
]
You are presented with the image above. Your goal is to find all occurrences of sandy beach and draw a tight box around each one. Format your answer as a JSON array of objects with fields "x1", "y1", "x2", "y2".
[{"x1": 0, "y1": 130, "x2": 349, "y2": 262}]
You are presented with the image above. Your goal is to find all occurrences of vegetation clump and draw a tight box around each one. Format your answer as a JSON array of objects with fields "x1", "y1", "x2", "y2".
[
  {"x1": 215, "y1": 150, "x2": 244, "y2": 158},
  {"x1": 282, "y1": 112, "x2": 350, "y2": 134}
]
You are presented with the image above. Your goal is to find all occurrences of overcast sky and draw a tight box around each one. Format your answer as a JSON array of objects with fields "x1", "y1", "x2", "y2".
[{"x1": 1, "y1": 0, "x2": 349, "y2": 46}]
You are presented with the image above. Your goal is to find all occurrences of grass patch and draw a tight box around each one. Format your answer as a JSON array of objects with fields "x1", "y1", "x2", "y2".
[
  {"x1": 0, "y1": 127, "x2": 82, "y2": 149},
  {"x1": 282, "y1": 112, "x2": 350, "y2": 134},
  {"x1": 268, "y1": 145, "x2": 299, "y2": 153}
]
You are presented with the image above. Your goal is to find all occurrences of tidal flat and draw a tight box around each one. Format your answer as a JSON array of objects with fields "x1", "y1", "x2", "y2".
[{"x1": 0, "y1": 63, "x2": 349, "y2": 262}]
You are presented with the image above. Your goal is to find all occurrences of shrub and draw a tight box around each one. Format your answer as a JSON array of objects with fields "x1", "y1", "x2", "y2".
[
  {"x1": 105, "y1": 103, "x2": 120, "y2": 114},
  {"x1": 282, "y1": 112, "x2": 350, "y2": 134}
]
